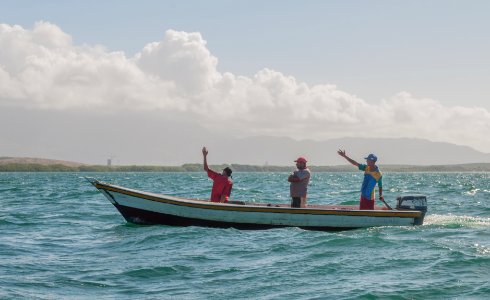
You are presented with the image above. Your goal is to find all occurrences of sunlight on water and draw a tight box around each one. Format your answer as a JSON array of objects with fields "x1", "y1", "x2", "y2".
[
  {"x1": 464, "y1": 188, "x2": 479, "y2": 196},
  {"x1": 474, "y1": 243, "x2": 490, "y2": 255}
]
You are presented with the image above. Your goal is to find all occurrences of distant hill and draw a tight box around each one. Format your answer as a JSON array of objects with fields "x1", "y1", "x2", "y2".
[{"x1": 0, "y1": 157, "x2": 85, "y2": 167}]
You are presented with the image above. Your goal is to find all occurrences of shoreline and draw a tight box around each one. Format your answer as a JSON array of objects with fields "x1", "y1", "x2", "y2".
[{"x1": 1, "y1": 162, "x2": 490, "y2": 172}]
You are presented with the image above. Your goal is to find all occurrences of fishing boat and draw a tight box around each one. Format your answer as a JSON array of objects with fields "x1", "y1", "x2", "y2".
[{"x1": 86, "y1": 177, "x2": 428, "y2": 231}]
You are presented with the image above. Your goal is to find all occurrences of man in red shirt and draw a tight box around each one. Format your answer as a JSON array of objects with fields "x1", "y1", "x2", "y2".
[{"x1": 202, "y1": 147, "x2": 233, "y2": 203}]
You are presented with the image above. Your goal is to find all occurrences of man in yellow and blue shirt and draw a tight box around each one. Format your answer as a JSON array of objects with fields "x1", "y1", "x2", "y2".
[{"x1": 337, "y1": 150, "x2": 384, "y2": 210}]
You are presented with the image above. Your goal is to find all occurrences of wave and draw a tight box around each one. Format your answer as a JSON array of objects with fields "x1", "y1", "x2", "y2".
[{"x1": 122, "y1": 265, "x2": 193, "y2": 278}]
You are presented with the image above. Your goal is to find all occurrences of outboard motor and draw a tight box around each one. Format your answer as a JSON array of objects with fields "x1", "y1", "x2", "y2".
[{"x1": 396, "y1": 195, "x2": 428, "y2": 225}]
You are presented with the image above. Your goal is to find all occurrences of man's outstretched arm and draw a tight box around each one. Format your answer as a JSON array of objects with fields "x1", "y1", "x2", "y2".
[{"x1": 337, "y1": 149, "x2": 359, "y2": 166}]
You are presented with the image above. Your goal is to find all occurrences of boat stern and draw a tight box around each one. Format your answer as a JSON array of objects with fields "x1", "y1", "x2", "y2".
[{"x1": 396, "y1": 195, "x2": 428, "y2": 225}]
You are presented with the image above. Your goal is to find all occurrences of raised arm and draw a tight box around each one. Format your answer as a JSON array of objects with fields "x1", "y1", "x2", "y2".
[
  {"x1": 202, "y1": 147, "x2": 209, "y2": 171},
  {"x1": 337, "y1": 149, "x2": 359, "y2": 167}
]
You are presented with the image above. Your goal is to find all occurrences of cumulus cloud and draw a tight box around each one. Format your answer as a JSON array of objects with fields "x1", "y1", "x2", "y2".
[
  {"x1": 135, "y1": 30, "x2": 220, "y2": 94},
  {"x1": 1, "y1": 22, "x2": 489, "y2": 152}
]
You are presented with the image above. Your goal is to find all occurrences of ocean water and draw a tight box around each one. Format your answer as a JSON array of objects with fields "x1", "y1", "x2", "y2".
[{"x1": 1, "y1": 172, "x2": 489, "y2": 299}]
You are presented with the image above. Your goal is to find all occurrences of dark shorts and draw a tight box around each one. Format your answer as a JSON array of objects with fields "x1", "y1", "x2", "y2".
[
  {"x1": 291, "y1": 197, "x2": 301, "y2": 208},
  {"x1": 360, "y1": 195, "x2": 375, "y2": 210}
]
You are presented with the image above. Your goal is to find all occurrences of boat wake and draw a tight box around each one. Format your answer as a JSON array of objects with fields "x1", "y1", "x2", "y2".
[{"x1": 424, "y1": 214, "x2": 490, "y2": 228}]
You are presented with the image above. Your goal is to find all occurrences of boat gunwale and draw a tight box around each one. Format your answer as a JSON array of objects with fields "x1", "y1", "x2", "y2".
[{"x1": 94, "y1": 182, "x2": 422, "y2": 218}]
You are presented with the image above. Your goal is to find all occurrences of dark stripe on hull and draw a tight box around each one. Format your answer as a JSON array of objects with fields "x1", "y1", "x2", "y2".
[{"x1": 113, "y1": 204, "x2": 356, "y2": 231}]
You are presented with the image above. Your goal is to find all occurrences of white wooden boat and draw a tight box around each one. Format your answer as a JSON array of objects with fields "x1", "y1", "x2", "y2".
[{"x1": 87, "y1": 177, "x2": 428, "y2": 231}]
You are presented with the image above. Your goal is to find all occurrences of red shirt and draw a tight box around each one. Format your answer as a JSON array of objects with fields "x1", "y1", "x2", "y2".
[{"x1": 207, "y1": 169, "x2": 233, "y2": 202}]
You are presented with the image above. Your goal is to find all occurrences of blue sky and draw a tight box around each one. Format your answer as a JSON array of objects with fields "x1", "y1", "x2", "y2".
[{"x1": 1, "y1": 0, "x2": 490, "y2": 164}]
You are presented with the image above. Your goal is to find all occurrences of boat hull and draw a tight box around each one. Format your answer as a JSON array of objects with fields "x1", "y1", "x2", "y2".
[
  {"x1": 88, "y1": 178, "x2": 425, "y2": 231},
  {"x1": 113, "y1": 204, "x2": 293, "y2": 230}
]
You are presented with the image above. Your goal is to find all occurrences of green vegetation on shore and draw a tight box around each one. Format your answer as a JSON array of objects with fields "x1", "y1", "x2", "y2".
[{"x1": 1, "y1": 162, "x2": 490, "y2": 172}]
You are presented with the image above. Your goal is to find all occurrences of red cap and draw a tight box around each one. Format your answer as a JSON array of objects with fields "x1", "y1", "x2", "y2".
[{"x1": 294, "y1": 157, "x2": 307, "y2": 163}]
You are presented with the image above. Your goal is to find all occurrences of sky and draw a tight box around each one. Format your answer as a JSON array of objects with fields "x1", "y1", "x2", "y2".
[{"x1": 1, "y1": 0, "x2": 490, "y2": 164}]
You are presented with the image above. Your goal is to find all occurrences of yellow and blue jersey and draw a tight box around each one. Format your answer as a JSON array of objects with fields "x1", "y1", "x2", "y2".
[{"x1": 358, "y1": 164, "x2": 382, "y2": 200}]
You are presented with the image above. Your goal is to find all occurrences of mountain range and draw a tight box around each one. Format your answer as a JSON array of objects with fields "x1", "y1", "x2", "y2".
[
  {"x1": 2, "y1": 107, "x2": 489, "y2": 166},
  {"x1": 204, "y1": 136, "x2": 490, "y2": 166},
  {"x1": 2, "y1": 136, "x2": 490, "y2": 166}
]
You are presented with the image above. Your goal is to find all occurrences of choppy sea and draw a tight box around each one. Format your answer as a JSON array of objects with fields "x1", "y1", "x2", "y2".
[{"x1": 1, "y1": 172, "x2": 489, "y2": 299}]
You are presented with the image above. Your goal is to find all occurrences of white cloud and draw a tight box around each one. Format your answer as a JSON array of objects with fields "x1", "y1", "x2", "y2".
[
  {"x1": 135, "y1": 29, "x2": 220, "y2": 94},
  {"x1": 1, "y1": 22, "x2": 490, "y2": 152}
]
